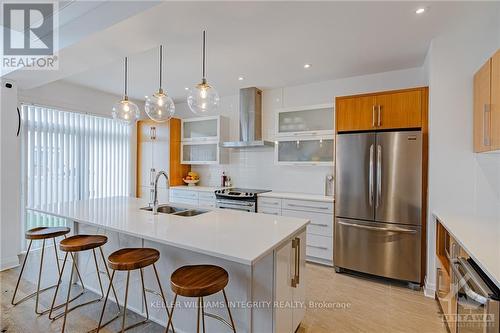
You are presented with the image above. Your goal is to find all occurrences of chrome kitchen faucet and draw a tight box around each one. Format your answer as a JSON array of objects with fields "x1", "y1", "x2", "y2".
[{"x1": 153, "y1": 170, "x2": 169, "y2": 214}]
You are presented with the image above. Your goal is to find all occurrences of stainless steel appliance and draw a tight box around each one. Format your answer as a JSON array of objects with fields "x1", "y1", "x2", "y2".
[
  {"x1": 334, "y1": 131, "x2": 422, "y2": 283},
  {"x1": 215, "y1": 188, "x2": 271, "y2": 212},
  {"x1": 220, "y1": 87, "x2": 274, "y2": 148},
  {"x1": 452, "y1": 257, "x2": 500, "y2": 333}
]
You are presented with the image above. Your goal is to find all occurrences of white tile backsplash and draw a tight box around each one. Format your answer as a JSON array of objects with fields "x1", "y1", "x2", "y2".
[{"x1": 193, "y1": 148, "x2": 332, "y2": 194}]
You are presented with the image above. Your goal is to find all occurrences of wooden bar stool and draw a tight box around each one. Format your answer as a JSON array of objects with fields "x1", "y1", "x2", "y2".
[
  {"x1": 11, "y1": 226, "x2": 72, "y2": 315},
  {"x1": 49, "y1": 234, "x2": 120, "y2": 333},
  {"x1": 166, "y1": 265, "x2": 236, "y2": 333},
  {"x1": 96, "y1": 248, "x2": 175, "y2": 333}
]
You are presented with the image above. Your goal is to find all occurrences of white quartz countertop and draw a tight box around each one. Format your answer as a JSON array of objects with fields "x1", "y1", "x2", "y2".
[
  {"x1": 28, "y1": 197, "x2": 309, "y2": 265},
  {"x1": 170, "y1": 186, "x2": 229, "y2": 192},
  {"x1": 259, "y1": 191, "x2": 334, "y2": 203},
  {"x1": 434, "y1": 212, "x2": 500, "y2": 288}
]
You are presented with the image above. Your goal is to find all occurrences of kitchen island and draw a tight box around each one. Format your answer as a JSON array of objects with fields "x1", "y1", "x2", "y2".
[{"x1": 28, "y1": 196, "x2": 309, "y2": 333}]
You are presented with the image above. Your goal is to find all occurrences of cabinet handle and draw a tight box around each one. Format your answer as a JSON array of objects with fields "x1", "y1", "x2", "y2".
[
  {"x1": 310, "y1": 223, "x2": 329, "y2": 227},
  {"x1": 262, "y1": 201, "x2": 279, "y2": 205},
  {"x1": 307, "y1": 244, "x2": 329, "y2": 250},
  {"x1": 150, "y1": 168, "x2": 156, "y2": 186},
  {"x1": 377, "y1": 105, "x2": 381, "y2": 127},
  {"x1": 291, "y1": 237, "x2": 300, "y2": 287},
  {"x1": 151, "y1": 127, "x2": 157, "y2": 140},
  {"x1": 372, "y1": 105, "x2": 376, "y2": 127},
  {"x1": 288, "y1": 203, "x2": 329, "y2": 210},
  {"x1": 262, "y1": 211, "x2": 279, "y2": 215},
  {"x1": 484, "y1": 104, "x2": 491, "y2": 146}
]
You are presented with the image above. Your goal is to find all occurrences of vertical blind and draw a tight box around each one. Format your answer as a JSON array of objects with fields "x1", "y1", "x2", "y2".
[{"x1": 22, "y1": 104, "x2": 131, "y2": 233}]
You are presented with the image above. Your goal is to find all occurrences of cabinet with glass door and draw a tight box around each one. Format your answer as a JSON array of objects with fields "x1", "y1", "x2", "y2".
[
  {"x1": 275, "y1": 104, "x2": 334, "y2": 137},
  {"x1": 275, "y1": 136, "x2": 334, "y2": 166}
]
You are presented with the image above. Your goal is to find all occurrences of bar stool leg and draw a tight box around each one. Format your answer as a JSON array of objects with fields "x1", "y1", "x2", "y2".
[
  {"x1": 92, "y1": 249, "x2": 105, "y2": 297},
  {"x1": 11, "y1": 240, "x2": 32, "y2": 305},
  {"x1": 120, "y1": 270, "x2": 130, "y2": 332},
  {"x1": 99, "y1": 247, "x2": 121, "y2": 313},
  {"x1": 152, "y1": 263, "x2": 175, "y2": 333},
  {"x1": 61, "y1": 259, "x2": 76, "y2": 333},
  {"x1": 222, "y1": 289, "x2": 237, "y2": 333},
  {"x1": 96, "y1": 269, "x2": 115, "y2": 333},
  {"x1": 200, "y1": 297, "x2": 206, "y2": 333},
  {"x1": 53, "y1": 238, "x2": 61, "y2": 274},
  {"x1": 140, "y1": 268, "x2": 149, "y2": 321},
  {"x1": 165, "y1": 293, "x2": 178, "y2": 333},
  {"x1": 197, "y1": 297, "x2": 201, "y2": 333},
  {"x1": 49, "y1": 252, "x2": 69, "y2": 319}
]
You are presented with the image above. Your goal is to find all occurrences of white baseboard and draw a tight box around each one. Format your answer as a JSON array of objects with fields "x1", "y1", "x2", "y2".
[
  {"x1": 0, "y1": 255, "x2": 20, "y2": 271},
  {"x1": 423, "y1": 275, "x2": 435, "y2": 298}
]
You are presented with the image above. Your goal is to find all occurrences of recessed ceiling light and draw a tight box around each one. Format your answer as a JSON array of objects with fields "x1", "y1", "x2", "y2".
[
  {"x1": 416, "y1": 8, "x2": 425, "y2": 14},
  {"x1": 304, "y1": 63, "x2": 312, "y2": 69},
  {"x1": 184, "y1": 87, "x2": 189, "y2": 90},
  {"x1": 238, "y1": 76, "x2": 244, "y2": 81}
]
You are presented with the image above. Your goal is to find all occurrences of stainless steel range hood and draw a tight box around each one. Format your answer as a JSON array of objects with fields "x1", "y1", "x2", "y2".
[{"x1": 221, "y1": 87, "x2": 274, "y2": 148}]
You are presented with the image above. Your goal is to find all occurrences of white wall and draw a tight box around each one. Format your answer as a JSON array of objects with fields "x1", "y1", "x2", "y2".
[
  {"x1": 175, "y1": 67, "x2": 426, "y2": 193},
  {"x1": 425, "y1": 4, "x2": 500, "y2": 292},
  {"x1": 0, "y1": 79, "x2": 22, "y2": 270}
]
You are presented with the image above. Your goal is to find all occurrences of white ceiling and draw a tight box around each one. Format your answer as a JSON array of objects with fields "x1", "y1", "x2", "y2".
[{"x1": 8, "y1": 1, "x2": 497, "y2": 101}]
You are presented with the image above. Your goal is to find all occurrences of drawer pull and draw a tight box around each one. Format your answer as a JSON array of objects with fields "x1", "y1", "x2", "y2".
[
  {"x1": 262, "y1": 211, "x2": 279, "y2": 215},
  {"x1": 307, "y1": 245, "x2": 329, "y2": 250},
  {"x1": 262, "y1": 201, "x2": 279, "y2": 205},
  {"x1": 310, "y1": 223, "x2": 328, "y2": 227},
  {"x1": 288, "y1": 203, "x2": 329, "y2": 210}
]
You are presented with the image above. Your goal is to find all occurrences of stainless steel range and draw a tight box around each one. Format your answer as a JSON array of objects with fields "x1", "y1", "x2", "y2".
[{"x1": 215, "y1": 188, "x2": 271, "y2": 212}]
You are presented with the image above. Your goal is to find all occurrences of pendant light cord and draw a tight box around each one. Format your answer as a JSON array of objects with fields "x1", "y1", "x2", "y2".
[
  {"x1": 124, "y1": 57, "x2": 128, "y2": 97},
  {"x1": 159, "y1": 45, "x2": 163, "y2": 90},
  {"x1": 202, "y1": 30, "x2": 206, "y2": 80}
]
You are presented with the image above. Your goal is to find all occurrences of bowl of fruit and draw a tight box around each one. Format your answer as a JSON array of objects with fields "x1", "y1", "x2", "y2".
[{"x1": 183, "y1": 172, "x2": 200, "y2": 186}]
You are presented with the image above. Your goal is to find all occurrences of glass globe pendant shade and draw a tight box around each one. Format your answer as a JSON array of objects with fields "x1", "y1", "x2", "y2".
[
  {"x1": 187, "y1": 79, "x2": 220, "y2": 115},
  {"x1": 145, "y1": 89, "x2": 175, "y2": 122},
  {"x1": 112, "y1": 97, "x2": 140, "y2": 124}
]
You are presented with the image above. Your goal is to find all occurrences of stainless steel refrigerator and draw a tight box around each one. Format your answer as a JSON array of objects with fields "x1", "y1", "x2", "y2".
[{"x1": 334, "y1": 131, "x2": 422, "y2": 284}]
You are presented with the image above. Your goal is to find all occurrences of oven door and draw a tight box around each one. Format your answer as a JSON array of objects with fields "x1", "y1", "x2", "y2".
[
  {"x1": 216, "y1": 199, "x2": 256, "y2": 212},
  {"x1": 452, "y1": 258, "x2": 499, "y2": 333}
]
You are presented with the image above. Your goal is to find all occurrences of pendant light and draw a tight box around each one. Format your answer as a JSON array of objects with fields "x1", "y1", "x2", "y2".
[
  {"x1": 145, "y1": 45, "x2": 175, "y2": 122},
  {"x1": 112, "y1": 57, "x2": 139, "y2": 124},
  {"x1": 187, "y1": 30, "x2": 220, "y2": 114}
]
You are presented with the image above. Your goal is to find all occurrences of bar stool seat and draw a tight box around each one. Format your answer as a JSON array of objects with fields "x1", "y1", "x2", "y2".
[
  {"x1": 96, "y1": 247, "x2": 175, "y2": 333},
  {"x1": 25, "y1": 226, "x2": 70, "y2": 240},
  {"x1": 167, "y1": 265, "x2": 236, "y2": 332},
  {"x1": 59, "y1": 234, "x2": 107, "y2": 252},
  {"x1": 171, "y1": 265, "x2": 229, "y2": 298},
  {"x1": 108, "y1": 248, "x2": 160, "y2": 270},
  {"x1": 50, "y1": 234, "x2": 120, "y2": 333},
  {"x1": 11, "y1": 226, "x2": 71, "y2": 315}
]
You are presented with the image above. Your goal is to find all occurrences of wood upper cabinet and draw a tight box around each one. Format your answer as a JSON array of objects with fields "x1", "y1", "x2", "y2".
[
  {"x1": 376, "y1": 89, "x2": 422, "y2": 130},
  {"x1": 474, "y1": 49, "x2": 500, "y2": 153},
  {"x1": 336, "y1": 95, "x2": 376, "y2": 132},
  {"x1": 336, "y1": 87, "x2": 427, "y2": 132}
]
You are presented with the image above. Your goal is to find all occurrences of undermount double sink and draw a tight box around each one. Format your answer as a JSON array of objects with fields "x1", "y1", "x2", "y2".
[{"x1": 140, "y1": 205, "x2": 209, "y2": 217}]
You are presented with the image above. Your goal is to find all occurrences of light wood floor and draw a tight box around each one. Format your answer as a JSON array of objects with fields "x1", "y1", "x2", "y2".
[{"x1": 1, "y1": 263, "x2": 446, "y2": 333}]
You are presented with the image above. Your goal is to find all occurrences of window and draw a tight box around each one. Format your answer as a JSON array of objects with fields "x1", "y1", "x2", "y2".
[{"x1": 21, "y1": 104, "x2": 131, "y2": 235}]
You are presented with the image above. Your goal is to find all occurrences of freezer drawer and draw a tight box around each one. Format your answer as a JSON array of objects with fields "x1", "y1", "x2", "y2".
[{"x1": 334, "y1": 218, "x2": 421, "y2": 283}]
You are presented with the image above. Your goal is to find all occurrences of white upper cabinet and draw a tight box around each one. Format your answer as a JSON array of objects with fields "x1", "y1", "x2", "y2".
[
  {"x1": 181, "y1": 116, "x2": 226, "y2": 142},
  {"x1": 276, "y1": 104, "x2": 334, "y2": 137},
  {"x1": 275, "y1": 136, "x2": 334, "y2": 166},
  {"x1": 181, "y1": 116, "x2": 227, "y2": 164}
]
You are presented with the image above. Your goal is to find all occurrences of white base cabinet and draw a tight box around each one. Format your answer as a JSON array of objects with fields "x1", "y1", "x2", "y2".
[
  {"x1": 274, "y1": 231, "x2": 306, "y2": 333},
  {"x1": 258, "y1": 196, "x2": 334, "y2": 266},
  {"x1": 169, "y1": 188, "x2": 216, "y2": 207}
]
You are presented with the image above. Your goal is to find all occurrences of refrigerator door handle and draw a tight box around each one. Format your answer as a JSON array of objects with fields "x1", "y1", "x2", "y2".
[
  {"x1": 369, "y1": 144, "x2": 374, "y2": 206},
  {"x1": 337, "y1": 221, "x2": 417, "y2": 234},
  {"x1": 376, "y1": 144, "x2": 382, "y2": 208}
]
